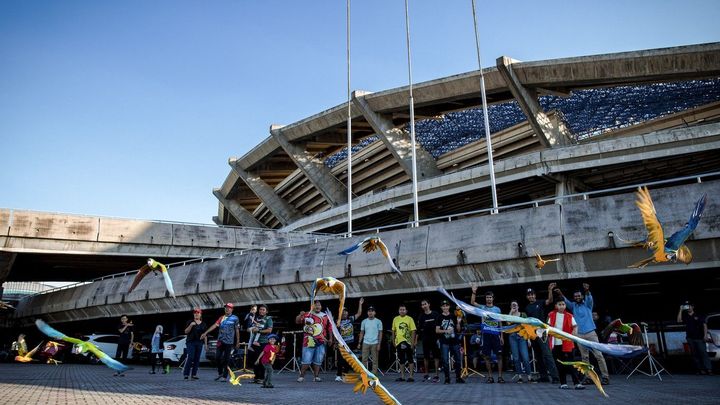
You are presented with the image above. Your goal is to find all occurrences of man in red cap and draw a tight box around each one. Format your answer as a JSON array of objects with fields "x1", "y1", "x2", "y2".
[{"x1": 201, "y1": 303, "x2": 240, "y2": 382}]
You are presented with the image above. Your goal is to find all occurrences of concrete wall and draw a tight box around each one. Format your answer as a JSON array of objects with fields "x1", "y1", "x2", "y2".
[
  {"x1": 0, "y1": 210, "x2": 330, "y2": 256},
  {"x1": 11, "y1": 180, "x2": 720, "y2": 325}
]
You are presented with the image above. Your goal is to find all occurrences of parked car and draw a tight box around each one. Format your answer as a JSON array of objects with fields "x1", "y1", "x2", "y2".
[
  {"x1": 706, "y1": 313, "x2": 720, "y2": 362},
  {"x1": 72, "y1": 334, "x2": 134, "y2": 363},
  {"x1": 163, "y1": 335, "x2": 207, "y2": 365}
]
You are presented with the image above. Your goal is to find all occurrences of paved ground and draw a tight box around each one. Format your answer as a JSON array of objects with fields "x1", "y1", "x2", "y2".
[{"x1": 0, "y1": 363, "x2": 716, "y2": 405}]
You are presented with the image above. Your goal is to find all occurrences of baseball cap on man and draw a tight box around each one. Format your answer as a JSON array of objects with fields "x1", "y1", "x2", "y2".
[
  {"x1": 526, "y1": 288, "x2": 535, "y2": 294},
  {"x1": 193, "y1": 307, "x2": 202, "y2": 313},
  {"x1": 440, "y1": 300, "x2": 450, "y2": 306},
  {"x1": 367, "y1": 306, "x2": 376, "y2": 311},
  {"x1": 224, "y1": 303, "x2": 234, "y2": 309}
]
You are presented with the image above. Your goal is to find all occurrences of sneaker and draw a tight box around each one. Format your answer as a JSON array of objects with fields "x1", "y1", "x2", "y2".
[
  {"x1": 184, "y1": 376, "x2": 188, "y2": 380},
  {"x1": 601, "y1": 377, "x2": 610, "y2": 385},
  {"x1": 218, "y1": 377, "x2": 227, "y2": 382},
  {"x1": 191, "y1": 376, "x2": 199, "y2": 380},
  {"x1": 456, "y1": 378, "x2": 465, "y2": 384},
  {"x1": 574, "y1": 384, "x2": 586, "y2": 390},
  {"x1": 559, "y1": 384, "x2": 569, "y2": 389},
  {"x1": 335, "y1": 376, "x2": 343, "y2": 382},
  {"x1": 422, "y1": 374, "x2": 430, "y2": 382},
  {"x1": 313, "y1": 377, "x2": 322, "y2": 382},
  {"x1": 444, "y1": 378, "x2": 451, "y2": 385},
  {"x1": 497, "y1": 377, "x2": 505, "y2": 384},
  {"x1": 486, "y1": 377, "x2": 494, "y2": 384},
  {"x1": 149, "y1": 371, "x2": 156, "y2": 375},
  {"x1": 431, "y1": 376, "x2": 440, "y2": 383},
  {"x1": 297, "y1": 376, "x2": 304, "y2": 383},
  {"x1": 511, "y1": 374, "x2": 520, "y2": 383},
  {"x1": 266, "y1": 384, "x2": 274, "y2": 388},
  {"x1": 112, "y1": 373, "x2": 119, "y2": 377},
  {"x1": 407, "y1": 378, "x2": 414, "y2": 382},
  {"x1": 395, "y1": 377, "x2": 405, "y2": 382}
]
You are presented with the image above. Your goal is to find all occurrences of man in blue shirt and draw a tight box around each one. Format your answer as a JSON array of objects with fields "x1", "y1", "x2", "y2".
[
  {"x1": 201, "y1": 303, "x2": 240, "y2": 382},
  {"x1": 558, "y1": 283, "x2": 609, "y2": 385},
  {"x1": 471, "y1": 285, "x2": 504, "y2": 384}
]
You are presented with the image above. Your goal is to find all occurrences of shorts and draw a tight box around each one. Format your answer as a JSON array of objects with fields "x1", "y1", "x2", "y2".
[
  {"x1": 301, "y1": 344, "x2": 326, "y2": 366},
  {"x1": 481, "y1": 334, "x2": 502, "y2": 356},
  {"x1": 396, "y1": 342, "x2": 414, "y2": 364},
  {"x1": 422, "y1": 337, "x2": 440, "y2": 360}
]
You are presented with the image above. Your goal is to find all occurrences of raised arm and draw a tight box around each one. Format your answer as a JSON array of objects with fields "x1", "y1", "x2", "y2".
[
  {"x1": 470, "y1": 284, "x2": 479, "y2": 306},
  {"x1": 546, "y1": 282, "x2": 556, "y2": 306},
  {"x1": 354, "y1": 298, "x2": 364, "y2": 319}
]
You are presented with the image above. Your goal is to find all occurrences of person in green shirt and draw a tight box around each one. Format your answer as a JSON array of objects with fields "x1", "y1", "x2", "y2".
[{"x1": 391, "y1": 304, "x2": 417, "y2": 382}]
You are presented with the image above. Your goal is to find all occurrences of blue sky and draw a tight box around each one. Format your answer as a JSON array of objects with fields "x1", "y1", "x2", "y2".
[{"x1": 1, "y1": 0, "x2": 719, "y2": 225}]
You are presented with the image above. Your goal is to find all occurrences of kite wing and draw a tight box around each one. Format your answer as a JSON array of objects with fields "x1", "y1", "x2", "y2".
[
  {"x1": 438, "y1": 288, "x2": 644, "y2": 358},
  {"x1": 311, "y1": 277, "x2": 346, "y2": 325},
  {"x1": 338, "y1": 237, "x2": 371, "y2": 255},
  {"x1": 557, "y1": 360, "x2": 608, "y2": 398},
  {"x1": 36, "y1": 319, "x2": 130, "y2": 373},
  {"x1": 128, "y1": 264, "x2": 152, "y2": 293},
  {"x1": 160, "y1": 268, "x2": 176, "y2": 298},
  {"x1": 373, "y1": 238, "x2": 401, "y2": 275},
  {"x1": 339, "y1": 237, "x2": 401, "y2": 275},
  {"x1": 665, "y1": 193, "x2": 707, "y2": 252}
]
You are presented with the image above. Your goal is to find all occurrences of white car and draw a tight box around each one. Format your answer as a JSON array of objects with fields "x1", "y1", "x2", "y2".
[
  {"x1": 163, "y1": 335, "x2": 207, "y2": 364},
  {"x1": 706, "y1": 313, "x2": 720, "y2": 362},
  {"x1": 72, "y1": 334, "x2": 133, "y2": 362}
]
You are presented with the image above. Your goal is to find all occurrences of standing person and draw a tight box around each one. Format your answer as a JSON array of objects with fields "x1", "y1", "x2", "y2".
[
  {"x1": 436, "y1": 300, "x2": 465, "y2": 385},
  {"x1": 507, "y1": 301, "x2": 531, "y2": 383},
  {"x1": 249, "y1": 304, "x2": 273, "y2": 384},
  {"x1": 149, "y1": 325, "x2": 163, "y2": 374},
  {"x1": 391, "y1": 303, "x2": 417, "y2": 382},
  {"x1": 201, "y1": 303, "x2": 240, "y2": 382},
  {"x1": 417, "y1": 299, "x2": 441, "y2": 383},
  {"x1": 557, "y1": 283, "x2": 610, "y2": 385},
  {"x1": 470, "y1": 286, "x2": 504, "y2": 383},
  {"x1": 183, "y1": 308, "x2": 207, "y2": 380},
  {"x1": 677, "y1": 302, "x2": 713, "y2": 375},
  {"x1": 114, "y1": 315, "x2": 134, "y2": 376},
  {"x1": 244, "y1": 305, "x2": 260, "y2": 351},
  {"x1": 12, "y1": 334, "x2": 28, "y2": 357},
  {"x1": 525, "y1": 285, "x2": 560, "y2": 384},
  {"x1": 548, "y1": 301, "x2": 585, "y2": 390},
  {"x1": 255, "y1": 334, "x2": 279, "y2": 388},
  {"x1": 357, "y1": 306, "x2": 383, "y2": 375},
  {"x1": 335, "y1": 297, "x2": 364, "y2": 382},
  {"x1": 296, "y1": 300, "x2": 331, "y2": 382}
]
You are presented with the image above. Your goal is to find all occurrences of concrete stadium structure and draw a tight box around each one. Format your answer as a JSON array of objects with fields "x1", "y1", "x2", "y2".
[{"x1": 4, "y1": 43, "x2": 720, "y2": 338}]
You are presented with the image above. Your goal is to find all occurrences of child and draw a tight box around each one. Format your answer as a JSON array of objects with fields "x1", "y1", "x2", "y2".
[
  {"x1": 244, "y1": 305, "x2": 261, "y2": 351},
  {"x1": 255, "y1": 334, "x2": 279, "y2": 388}
]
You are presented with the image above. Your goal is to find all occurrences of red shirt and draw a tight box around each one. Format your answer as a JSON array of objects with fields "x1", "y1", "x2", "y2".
[
  {"x1": 301, "y1": 311, "x2": 330, "y2": 347},
  {"x1": 260, "y1": 344, "x2": 278, "y2": 365}
]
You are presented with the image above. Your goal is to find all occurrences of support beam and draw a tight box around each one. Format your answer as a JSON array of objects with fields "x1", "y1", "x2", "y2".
[
  {"x1": 497, "y1": 56, "x2": 571, "y2": 148},
  {"x1": 0, "y1": 252, "x2": 17, "y2": 285},
  {"x1": 270, "y1": 125, "x2": 348, "y2": 207},
  {"x1": 229, "y1": 159, "x2": 302, "y2": 226},
  {"x1": 353, "y1": 91, "x2": 442, "y2": 179},
  {"x1": 212, "y1": 189, "x2": 267, "y2": 228}
]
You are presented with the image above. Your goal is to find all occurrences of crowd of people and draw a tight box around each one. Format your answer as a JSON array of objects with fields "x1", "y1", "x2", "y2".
[{"x1": 14, "y1": 280, "x2": 712, "y2": 390}]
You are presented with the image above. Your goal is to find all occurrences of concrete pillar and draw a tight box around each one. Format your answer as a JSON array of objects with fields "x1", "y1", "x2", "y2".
[
  {"x1": 497, "y1": 56, "x2": 571, "y2": 148},
  {"x1": 0, "y1": 252, "x2": 16, "y2": 286},
  {"x1": 270, "y1": 125, "x2": 348, "y2": 207},
  {"x1": 228, "y1": 159, "x2": 302, "y2": 226},
  {"x1": 212, "y1": 189, "x2": 267, "y2": 228},
  {"x1": 352, "y1": 91, "x2": 442, "y2": 179}
]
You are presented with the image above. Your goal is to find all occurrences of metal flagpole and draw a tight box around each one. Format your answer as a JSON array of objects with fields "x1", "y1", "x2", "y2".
[
  {"x1": 346, "y1": 0, "x2": 353, "y2": 236},
  {"x1": 404, "y1": 0, "x2": 420, "y2": 227},
  {"x1": 471, "y1": 0, "x2": 499, "y2": 214}
]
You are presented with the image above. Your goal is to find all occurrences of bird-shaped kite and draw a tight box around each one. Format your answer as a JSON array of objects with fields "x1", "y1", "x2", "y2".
[
  {"x1": 310, "y1": 277, "x2": 346, "y2": 326},
  {"x1": 339, "y1": 236, "x2": 401, "y2": 275},
  {"x1": 15, "y1": 342, "x2": 43, "y2": 363},
  {"x1": 226, "y1": 367, "x2": 254, "y2": 386},
  {"x1": 557, "y1": 360, "x2": 608, "y2": 398},
  {"x1": 128, "y1": 258, "x2": 176, "y2": 298},
  {"x1": 601, "y1": 319, "x2": 643, "y2": 346},
  {"x1": 35, "y1": 319, "x2": 131, "y2": 373},
  {"x1": 533, "y1": 249, "x2": 560, "y2": 270},
  {"x1": 0, "y1": 301, "x2": 14, "y2": 310},
  {"x1": 326, "y1": 310, "x2": 401, "y2": 404},
  {"x1": 438, "y1": 288, "x2": 645, "y2": 358},
  {"x1": 630, "y1": 187, "x2": 707, "y2": 268},
  {"x1": 43, "y1": 341, "x2": 65, "y2": 365}
]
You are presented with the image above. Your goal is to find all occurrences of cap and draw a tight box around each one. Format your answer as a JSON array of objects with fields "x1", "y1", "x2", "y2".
[
  {"x1": 526, "y1": 288, "x2": 535, "y2": 294},
  {"x1": 440, "y1": 300, "x2": 450, "y2": 306},
  {"x1": 367, "y1": 306, "x2": 376, "y2": 311},
  {"x1": 193, "y1": 307, "x2": 202, "y2": 313},
  {"x1": 267, "y1": 334, "x2": 279, "y2": 341},
  {"x1": 224, "y1": 303, "x2": 234, "y2": 309}
]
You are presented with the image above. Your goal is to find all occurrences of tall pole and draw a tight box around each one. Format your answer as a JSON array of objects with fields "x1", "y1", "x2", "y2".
[
  {"x1": 346, "y1": 0, "x2": 353, "y2": 236},
  {"x1": 404, "y1": 0, "x2": 420, "y2": 227},
  {"x1": 471, "y1": 0, "x2": 499, "y2": 214}
]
